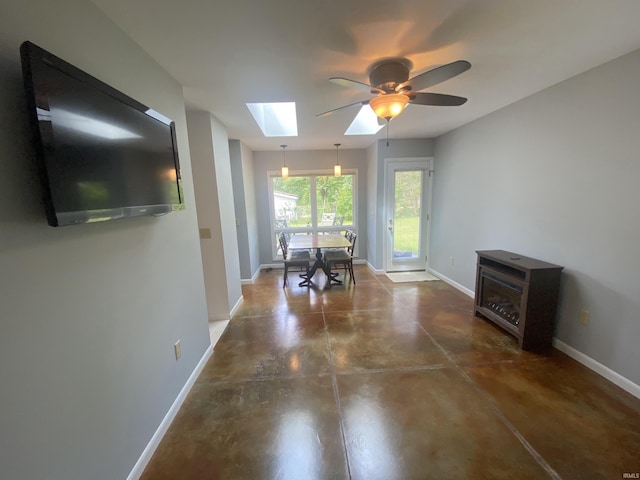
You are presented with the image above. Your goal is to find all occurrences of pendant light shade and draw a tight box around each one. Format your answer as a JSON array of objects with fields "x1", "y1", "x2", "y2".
[
  {"x1": 369, "y1": 93, "x2": 409, "y2": 120},
  {"x1": 334, "y1": 143, "x2": 341, "y2": 177},
  {"x1": 280, "y1": 144, "x2": 288, "y2": 179}
]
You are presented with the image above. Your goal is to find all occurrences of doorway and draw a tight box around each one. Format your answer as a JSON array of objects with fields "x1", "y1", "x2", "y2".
[{"x1": 384, "y1": 158, "x2": 432, "y2": 272}]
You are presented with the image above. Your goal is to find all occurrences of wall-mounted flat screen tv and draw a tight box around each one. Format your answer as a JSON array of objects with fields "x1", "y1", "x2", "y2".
[{"x1": 20, "y1": 41, "x2": 183, "y2": 227}]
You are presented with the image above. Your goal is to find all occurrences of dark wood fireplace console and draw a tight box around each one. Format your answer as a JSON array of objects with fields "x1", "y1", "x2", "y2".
[{"x1": 474, "y1": 250, "x2": 563, "y2": 351}]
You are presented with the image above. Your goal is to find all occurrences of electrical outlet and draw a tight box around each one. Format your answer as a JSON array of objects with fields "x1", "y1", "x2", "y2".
[
  {"x1": 450, "y1": 257, "x2": 455, "y2": 266},
  {"x1": 174, "y1": 340, "x2": 182, "y2": 360},
  {"x1": 579, "y1": 309, "x2": 590, "y2": 326}
]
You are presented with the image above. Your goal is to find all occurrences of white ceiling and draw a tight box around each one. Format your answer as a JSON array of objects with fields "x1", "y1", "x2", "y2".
[{"x1": 92, "y1": 0, "x2": 640, "y2": 151}]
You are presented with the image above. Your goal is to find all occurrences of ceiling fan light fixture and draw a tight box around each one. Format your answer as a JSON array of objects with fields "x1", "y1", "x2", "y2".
[
  {"x1": 369, "y1": 93, "x2": 409, "y2": 120},
  {"x1": 280, "y1": 144, "x2": 289, "y2": 179}
]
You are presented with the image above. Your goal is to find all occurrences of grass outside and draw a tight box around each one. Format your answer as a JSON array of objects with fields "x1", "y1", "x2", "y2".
[{"x1": 394, "y1": 216, "x2": 420, "y2": 254}]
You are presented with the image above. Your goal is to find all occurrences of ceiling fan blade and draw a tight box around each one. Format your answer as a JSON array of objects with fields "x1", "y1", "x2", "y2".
[
  {"x1": 398, "y1": 60, "x2": 471, "y2": 93},
  {"x1": 316, "y1": 100, "x2": 370, "y2": 118},
  {"x1": 409, "y1": 92, "x2": 468, "y2": 107},
  {"x1": 330, "y1": 77, "x2": 384, "y2": 94}
]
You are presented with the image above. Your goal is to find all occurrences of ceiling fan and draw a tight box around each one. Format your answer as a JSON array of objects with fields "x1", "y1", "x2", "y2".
[{"x1": 317, "y1": 57, "x2": 471, "y2": 122}]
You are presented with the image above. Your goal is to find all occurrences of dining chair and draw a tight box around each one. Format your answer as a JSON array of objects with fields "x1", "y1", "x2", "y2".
[
  {"x1": 320, "y1": 212, "x2": 336, "y2": 226},
  {"x1": 323, "y1": 229, "x2": 357, "y2": 284},
  {"x1": 278, "y1": 232, "x2": 310, "y2": 288}
]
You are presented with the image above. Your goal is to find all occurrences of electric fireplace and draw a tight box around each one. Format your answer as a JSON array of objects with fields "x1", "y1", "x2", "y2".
[{"x1": 474, "y1": 250, "x2": 563, "y2": 350}]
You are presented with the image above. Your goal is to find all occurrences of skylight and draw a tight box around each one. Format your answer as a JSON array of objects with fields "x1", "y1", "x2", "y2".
[
  {"x1": 246, "y1": 102, "x2": 298, "y2": 137},
  {"x1": 344, "y1": 106, "x2": 385, "y2": 135}
]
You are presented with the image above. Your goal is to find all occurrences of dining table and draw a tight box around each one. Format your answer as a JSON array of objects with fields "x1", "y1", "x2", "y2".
[{"x1": 288, "y1": 234, "x2": 352, "y2": 287}]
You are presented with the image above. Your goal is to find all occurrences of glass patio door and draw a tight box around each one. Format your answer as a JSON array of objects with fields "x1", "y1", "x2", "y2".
[{"x1": 385, "y1": 159, "x2": 431, "y2": 272}]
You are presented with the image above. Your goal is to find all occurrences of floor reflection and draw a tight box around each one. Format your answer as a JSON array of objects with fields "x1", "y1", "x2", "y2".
[
  {"x1": 141, "y1": 265, "x2": 640, "y2": 480},
  {"x1": 343, "y1": 393, "x2": 401, "y2": 480},
  {"x1": 272, "y1": 410, "x2": 321, "y2": 480}
]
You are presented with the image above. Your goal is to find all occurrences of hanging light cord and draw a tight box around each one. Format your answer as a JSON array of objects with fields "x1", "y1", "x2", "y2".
[{"x1": 385, "y1": 118, "x2": 391, "y2": 147}]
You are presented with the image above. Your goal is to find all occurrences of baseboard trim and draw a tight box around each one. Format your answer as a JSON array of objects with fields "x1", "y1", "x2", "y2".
[
  {"x1": 427, "y1": 268, "x2": 640, "y2": 399},
  {"x1": 260, "y1": 263, "x2": 284, "y2": 270},
  {"x1": 428, "y1": 268, "x2": 474, "y2": 297},
  {"x1": 367, "y1": 262, "x2": 385, "y2": 275},
  {"x1": 229, "y1": 295, "x2": 244, "y2": 318},
  {"x1": 552, "y1": 338, "x2": 640, "y2": 400},
  {"x1": 241, "y1": 268, "x2": 261, "y2": 285},
  {"x1": 126, "y1": 344, "x2": 213, "y2": 480}
]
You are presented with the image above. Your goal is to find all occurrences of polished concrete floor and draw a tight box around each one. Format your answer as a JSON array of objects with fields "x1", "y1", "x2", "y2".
[{"x1": 142, "y1": 265, "x2": 640, "y2": 479}]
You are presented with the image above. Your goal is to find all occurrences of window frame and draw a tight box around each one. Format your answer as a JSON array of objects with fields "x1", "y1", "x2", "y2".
[{"x1": 267, "y1": 168, "x2": 358, "y2": 260}]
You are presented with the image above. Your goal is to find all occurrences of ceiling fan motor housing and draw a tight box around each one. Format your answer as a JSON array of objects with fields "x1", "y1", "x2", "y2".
[{"x1": 367, "y1": 58, "x2": 412, "y2": 93}]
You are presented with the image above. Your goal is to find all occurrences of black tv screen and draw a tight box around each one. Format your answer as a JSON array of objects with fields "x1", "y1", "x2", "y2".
[{"x1": 20, "y1": 41, "x2": 183, "y2": 227}]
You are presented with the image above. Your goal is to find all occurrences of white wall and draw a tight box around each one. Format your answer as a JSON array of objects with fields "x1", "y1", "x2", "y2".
[
  {"x1": 229, "y1": 140, "x2": 250, "y2": 279},
  {"x1": 0, "y1": 1, "x2": 210, "y2": 479},
  {"x1": 431, "y1": 49, "x2": 640, "y2": 386},
  {"x1": 210, "y1": 118, "x2": 243, "y2": 310},
  {"x1": 366, "y1": 141, "x2": 379, "y2": 270},
  {"x1": 242, "y1": 142, "x2": 260, "y2": 278},
  {"x1": 253, "y1": 149, "x2": 368, "y2": 265},
  {"x1": 229, "y1": 140, "x2": 259, "y2": 281},
  {"x1": 187, "y1": 112, "x2": 242, "y2": 318},
  {"x1": 187, "y1": 111, "x2": 230, "y2": 320}
]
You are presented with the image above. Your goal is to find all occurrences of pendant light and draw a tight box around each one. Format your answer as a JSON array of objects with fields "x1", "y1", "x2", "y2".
[
  {"x1": 334, "y1": 143, "x2": 342, "y2": 177},
  {"x1": 280, "y1": 144, "x2": 288, "y2": 179}
]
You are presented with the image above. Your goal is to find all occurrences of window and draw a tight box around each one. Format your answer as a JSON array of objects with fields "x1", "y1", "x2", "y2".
[{"x1": 269, "y1": 171, "x2": 356, "y2": 258}]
